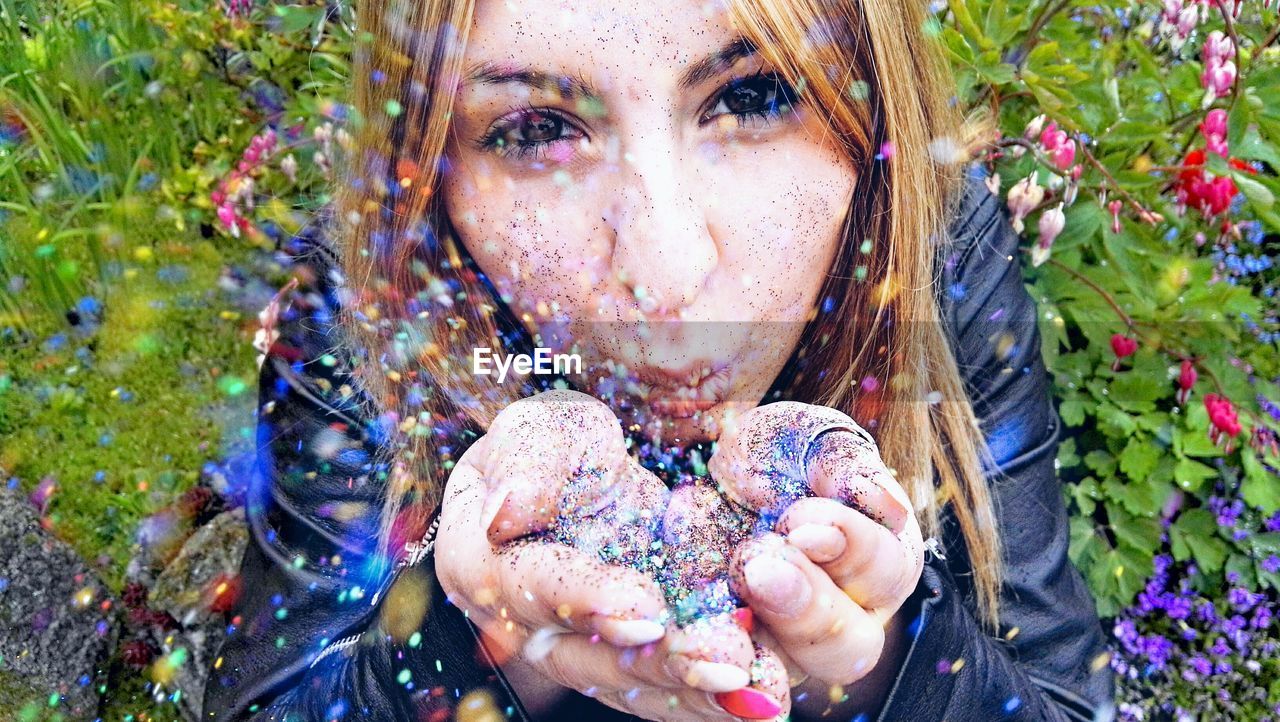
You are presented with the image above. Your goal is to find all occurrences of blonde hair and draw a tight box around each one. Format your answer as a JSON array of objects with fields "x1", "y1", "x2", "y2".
[{"x1": 334, "y1": 0, "x2": 1005, "y2": 627}]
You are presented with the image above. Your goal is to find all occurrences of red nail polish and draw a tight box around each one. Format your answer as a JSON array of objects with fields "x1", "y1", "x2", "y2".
[
  {"x1": 731, "y1": 606, "x2": 755, "y2": 633},
  {"x1": 714, "y1": 688, "x2": 782, "y2": 719}
]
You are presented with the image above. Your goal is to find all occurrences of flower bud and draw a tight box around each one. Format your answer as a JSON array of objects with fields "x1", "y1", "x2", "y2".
[{"x1": 1007, "y1": 174, "x2": 1045, "y2": 233}]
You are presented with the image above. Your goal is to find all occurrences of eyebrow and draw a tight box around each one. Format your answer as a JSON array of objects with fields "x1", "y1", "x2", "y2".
[{"x1": 463, "y1": 37, "x2": 758, "y2": 99}]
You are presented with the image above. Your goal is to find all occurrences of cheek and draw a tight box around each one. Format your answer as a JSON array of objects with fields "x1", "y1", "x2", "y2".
[
  {"x1": 701, "y1": 141, "x2": 854, "y2": 318},
  {"x1": 442, "y1": 162, "x2": 611, "y2": 311}
]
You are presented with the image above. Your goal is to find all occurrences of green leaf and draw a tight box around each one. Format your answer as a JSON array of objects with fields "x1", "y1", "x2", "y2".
[
  {"x1": 1119, "y1": 436, "x2": 1159, "y2": 481},
  {"x1": 1235, "y1": 173, "x2": 1275, "y2": 209},
  {"x1": 1174, "y1": 456, "x2": 1219, "y2": 493},
  {"x1": 1225, "y1": 553, "x2": 1258, "y2": 590},
  {"x1": 1113, "y1": 513, "x2": 1163, "y2": 555},
  {"x1": 1084, "y1": 449, "x2": 1116, "y2": 475},
  {"x1": 1103, "y1": 474, "x2": 1171, "y2": 517},
  {"x1": 1098, "y1": 404, "x2": 1138, "y2": 437},
  {"x1": 1069, "y1": 476, "x2": 1100, "y2": 516},
  {"x1": 1059, "y1": 397, "x2": 1086, "y2": 427},
  {"x1": 1180, "y1": 429, "x2": 1222, "y2": 458},
  {"x1": 1241, "y1": 450, "x2": 1280, "y2": 513},
  {"x1": 1235, "y1": 126, "x2": 1280, "y2": 167},
  {"x1": 1252, "y1": 532, "x2": 1280, "y2": 556},
  {"x1": 1171, "y1": 509, "x2": 1229, "y2": 573}
]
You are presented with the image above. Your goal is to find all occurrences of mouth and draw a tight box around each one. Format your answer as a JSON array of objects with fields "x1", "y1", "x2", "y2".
[{"x1": 631, "y1": 363, "x2": 732, "y2": 419}]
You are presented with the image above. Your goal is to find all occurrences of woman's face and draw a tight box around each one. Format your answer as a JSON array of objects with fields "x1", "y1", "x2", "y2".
[{"x1": 442, "y1": 0, "x2": 857, "y2": 445}]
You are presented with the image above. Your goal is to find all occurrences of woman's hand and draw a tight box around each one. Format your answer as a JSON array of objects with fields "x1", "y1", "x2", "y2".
[
  {"x1": 709, "y1": 402, "x2": 924, "y2": 702},
  {"x1": 436, "y1": 391, "x2": 771, "y2": 720}
]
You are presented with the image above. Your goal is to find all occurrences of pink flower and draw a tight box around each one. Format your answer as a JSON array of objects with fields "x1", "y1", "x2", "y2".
[
  {"x1": 1177, "y1": 359, "x2": 1198, "y2": 405},
  {"x1": 1031, "y1": 202, "x2": 1066, "y2": 267},
  {"x1": 1024, "y1": 114, "x2": 1047, "y2": 140},
  {"x1": 1007, "y1": 174, "x2": 1045, "y2": 233},
  {"x1": 1201, "y1": 109, "x2": 1229, "y2": 142},
  {"x1": 1109, "y1": 199, "x2": 1124, "y2": 234},
  {"x1": 1203, "y1": 30, "x2": 1235, "y2": 64},
  {"x1": 1110, "y1": 333, "x2": 1138, "y2": 370},
  {"x1": 1202, "y1": 60, "x2": 1236, "y2": 102},
  {"x1": 1038, "y1": 121, "x2": 1076, "y2": 172},
  {"x1": 1204, "y1": 393, "x2": 1242, "y2": 452}
]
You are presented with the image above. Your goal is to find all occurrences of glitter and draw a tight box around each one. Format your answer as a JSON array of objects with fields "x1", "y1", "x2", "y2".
[
  {"x1": 385, "y1": 99, "x2": 403, "y2": 117},
  {"x1": 397, "y1": 669, "x2": 411, "y2": 684}
]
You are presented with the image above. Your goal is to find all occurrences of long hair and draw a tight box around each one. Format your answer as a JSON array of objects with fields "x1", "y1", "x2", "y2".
[{"x1": 333, "y1": 0, "x2": 1005, "y2": 628}]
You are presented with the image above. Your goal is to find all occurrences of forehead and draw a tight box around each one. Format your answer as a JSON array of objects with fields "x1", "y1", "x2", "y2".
[{"x1": 466, "y1": 0, "x2": 740, "y2": 86}]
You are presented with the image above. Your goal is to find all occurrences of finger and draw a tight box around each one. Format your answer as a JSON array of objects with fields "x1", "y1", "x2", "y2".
[
  {"x1": 529, "y1": 630, "x2": 667, "y2": 692},
  {"x1": 803, "y1": 429, "x2": 909, "y2": 535},
  {"x1": 707, "y1": 401, "x2": 872, "y2": 516},
  {"x1": 436, "y1": 453, "x2": 503, "y2": 608},
  {"x1": 730, "y1": 534, "x2": 886, "y2": 686},
  {"x1": 778, "y1": 497, "x2": 924, "y2": 611},
  {"x1": 494, "y1": 539, "x2": 670, "y2": 647},
  {"x1": 713, "y1": 641, "x2": 791, "y2": 721},
  {"x1": 470, "y1": 606, "x2": 530, "y2": 667},
  {"x1": 529, "y1": 633, "x2": 748, "y2": 721},
  {"x1": 481, "y1": 390, "x2": 631, "y2": 544},
  {"x1": 748, "y1": 625, "x2": 807, "y2": 688},
  {"x1": 663, "y1": 614, "x2": 756, "y2": 691},
  {"x1": 599, "y1": 687, "x2": 737, "y2": 722}
]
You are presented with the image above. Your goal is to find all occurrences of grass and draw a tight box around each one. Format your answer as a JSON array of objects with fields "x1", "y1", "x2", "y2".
[{"x1": 0, "y1": 0, "x2": 344, "y2": 716}]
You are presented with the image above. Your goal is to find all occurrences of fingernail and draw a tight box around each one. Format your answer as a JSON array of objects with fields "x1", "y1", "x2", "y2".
[
  {"x1": 596, "y1": 617, "x2": 665, "y2": 646},
  {"x1": 744, "y1": 555, "x2": 809, "y2": 616},
  {"x1": 480, "y1": 487, "x2": 514, "y2": 541},
  {"x1": 787, "y1": 523, "x2": 846, "y2": 562},
  {"x1": 873, "y1": 484, "x2": 910, "y2": 536},
  {"x1": 679, "y1": 660, "x2": 750, "y2": 692},
  {"x1": 714, "y1": 688, "x2": 783, "y2": 719}
]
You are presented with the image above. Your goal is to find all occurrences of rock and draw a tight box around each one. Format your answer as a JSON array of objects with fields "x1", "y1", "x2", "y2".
[
  {"x1": 148, "y1": 508, "x2": 248, "y2": 721},
  {"x1": 0, "y1": 488, "x2": 116, "y2": 719}
]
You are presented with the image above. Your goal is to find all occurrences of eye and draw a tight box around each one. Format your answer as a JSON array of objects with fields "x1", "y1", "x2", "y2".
[
  {"x1": 478, "y1": 108, "x2": 585, "y2": 161},
  {"x1": 703, "y1": 72, "x2": 797, "y2": 126}
]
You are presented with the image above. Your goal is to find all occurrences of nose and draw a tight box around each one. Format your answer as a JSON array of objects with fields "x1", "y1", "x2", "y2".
[{"x1": 604, "y1": 142, "x2": 717, "y2": 317}]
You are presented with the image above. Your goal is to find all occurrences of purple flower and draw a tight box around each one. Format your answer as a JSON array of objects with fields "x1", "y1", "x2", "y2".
[
  {"x1": 1251, "y1": 605, "x2": 1272, "y2": 630},
  {"x1": 1139, "y1": 634, "x2": 1174, "y2": 669},
  {"x1": 1227, "y1": 587, "x2": 1255, "y2": 609},
  {"x1": 1264, "y1": 555, "x2": 1280, "y2": 574},
  {"x1": 1266, "y1": 511, "x2": 1280, "y2": 533}
]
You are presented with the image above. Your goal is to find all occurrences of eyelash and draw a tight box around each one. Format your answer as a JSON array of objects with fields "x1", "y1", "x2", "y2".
[{"x1": 476, "y1": 71, "x2": 798, "y2": 161}]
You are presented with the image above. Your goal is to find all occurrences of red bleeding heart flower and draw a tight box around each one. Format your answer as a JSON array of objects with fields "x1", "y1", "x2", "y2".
[
  {"x1": 1176, "y1": 359, "x2": 1198, "y2": 405},
  {"x1": 1111, "y1": 333, "x2": 1138, "y2": 370},
  {"x1": 1204, "y1": 393, "x2": 1242, "y2": 452},
  {"x1": 1174, "y1": 148, "x2": 1256, "y2": 218}
]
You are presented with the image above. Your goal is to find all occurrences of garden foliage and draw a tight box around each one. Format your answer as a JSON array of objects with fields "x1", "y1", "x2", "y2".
[{"x1": 0, "y1": 0, "x2": 1278, "y2": 719}]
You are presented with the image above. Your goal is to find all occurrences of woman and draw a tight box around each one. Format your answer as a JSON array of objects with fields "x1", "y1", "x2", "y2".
[{"x1": 203, "y1": 0, "x2": 1115, "y2": 719}]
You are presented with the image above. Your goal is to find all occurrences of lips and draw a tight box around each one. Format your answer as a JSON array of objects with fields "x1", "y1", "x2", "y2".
[{"x1": 634, "y1": 364, "x2": 732, "y2": 419}]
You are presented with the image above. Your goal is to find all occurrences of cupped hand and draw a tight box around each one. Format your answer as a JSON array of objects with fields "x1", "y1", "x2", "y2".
[
  {"x1": 709, "y1": 401, "x2": 925, "y2": 689},
  {"x1": 436, "y1": 390, "x2": 781, "y2": 720}
]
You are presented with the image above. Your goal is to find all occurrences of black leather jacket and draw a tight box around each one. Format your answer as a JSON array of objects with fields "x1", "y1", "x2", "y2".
[{"x1": 202, "y1": 169, "x2": 1115, "y2": 721}]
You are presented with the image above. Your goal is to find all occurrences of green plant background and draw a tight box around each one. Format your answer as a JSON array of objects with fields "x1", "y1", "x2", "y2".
[{"x1": 0, "y1": 0, "x2": 1278, "y2": 719}]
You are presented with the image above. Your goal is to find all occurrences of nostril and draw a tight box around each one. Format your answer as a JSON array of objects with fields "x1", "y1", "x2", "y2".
[{"x1": 634, "y1": 285, "x2": 661, "y2": 315}]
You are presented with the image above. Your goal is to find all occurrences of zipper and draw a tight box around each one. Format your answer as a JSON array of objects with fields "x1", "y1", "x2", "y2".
[
  {"x1": 924, "y1": 536, "x2": 947, "y2": 563},
  {"x1": 308, "y1": 514, "x2": 441, "y2": 669}
]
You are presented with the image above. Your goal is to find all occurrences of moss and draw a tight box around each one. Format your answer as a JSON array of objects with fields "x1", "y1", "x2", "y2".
[{"x1": 0, "y1": 238, "x2": 258, "y2": 591}]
